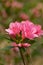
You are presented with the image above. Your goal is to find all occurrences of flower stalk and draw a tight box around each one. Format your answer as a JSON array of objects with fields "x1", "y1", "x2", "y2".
[{"x1": 19, "y1": 48, "x2": 26, "y2": 65}]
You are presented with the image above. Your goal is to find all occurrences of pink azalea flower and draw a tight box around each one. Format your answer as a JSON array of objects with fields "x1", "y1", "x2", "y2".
[
  {"x1": 12, "y1": 42, "x2": 18, "y2": 47},
  {"x1": 11, "y1": 1, "x2": 23, "y2": 9},
  {"x1": 20, "y1": 12, "x2": 29, "y2": 20},
  {"x1": 18, "y1": 43, "x2": 31, "y2": 47},
  {"x1": 6, "y1": 20, "x2": 43, "y2": 40},
  {"x1": 21, "y1": 43, "x2": 31, "y2": 47},
  {"x1": 11, "y1": 42, "x2": 19, "y2": 52},
  {"x1": 21, "y1": 20, "x2": 43, "y2": 39},
  {"x1": 34, "y1": 25, "x2": 43, "y2": 36},
  {"x1": 12, "y1": 42, "x2": 31, "y2": 47},
  {"x1": 21, "y1": 20, "x2": 35, "y2": 39},
  {"x1": 17, "y1": 43, "x2": 22, "y2": 47},
  {"x1": 5, "y1": 22, "x2": 21, "y2": 36},
  {"x1": 32, "y1": 8, "x2": 40, "y2": 17}
]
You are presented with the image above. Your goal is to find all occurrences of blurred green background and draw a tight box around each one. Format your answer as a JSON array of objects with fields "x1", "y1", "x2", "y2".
[{"x1": 0, "y1": 0, "x2": 43, "y2": 65}]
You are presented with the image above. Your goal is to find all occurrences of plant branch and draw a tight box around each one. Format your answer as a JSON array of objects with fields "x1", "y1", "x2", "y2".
[{"x1": 19, "y1": 48, "x2": 26, "y2": 65}]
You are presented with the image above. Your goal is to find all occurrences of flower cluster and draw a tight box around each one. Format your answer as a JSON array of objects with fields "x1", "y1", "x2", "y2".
[
  {"x1": 6, "y1": 22, "x2": 21, "y2": 36},
  {"x1": 19, "y1": 12, "x2": 29, "y2": 20},
  {"x1": 6, "y1": 20, "x2": 43, "y2": 48},
  {"x1": 6, "y1": 20, "x2": 43, "y2": 39},
  {"x1": 11, "y1": 1, "x2": 23, "y2": 8},
  {"x1": 12, "y1": 43, "x2": 31, "y2": 48},
  {"x1": 31, "y1": 8, "x2": 40, "y2": 17},
  {"x1": 21, "y1": 20, "x2": 43, "y2": 39}
]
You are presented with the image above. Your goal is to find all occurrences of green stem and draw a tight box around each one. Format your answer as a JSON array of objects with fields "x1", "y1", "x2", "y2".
[
  {"x1": 19, "y1": 48, "x2": 25, "y2": 65},
  {"x1": 19, "y1": 39, "x2": 23, "y2": 43}
]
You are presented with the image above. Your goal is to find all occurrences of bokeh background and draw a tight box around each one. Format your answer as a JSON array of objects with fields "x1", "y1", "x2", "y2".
[{"x1": 0, "y1": 0, "x2": 43, "y2": 65}]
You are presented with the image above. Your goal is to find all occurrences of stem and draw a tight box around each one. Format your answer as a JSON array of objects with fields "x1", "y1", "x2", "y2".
[
  {"x1": 19, "y1": 39, "x2": 23, "y2": 43},
  {"x1": 19, "y1": 48, "x2": 25, "y2": 65}
]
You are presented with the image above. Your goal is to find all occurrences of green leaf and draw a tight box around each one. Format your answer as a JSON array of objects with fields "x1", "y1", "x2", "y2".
[{"x1": 0, "y1": 46, "x2": 14, "y2": 51}]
